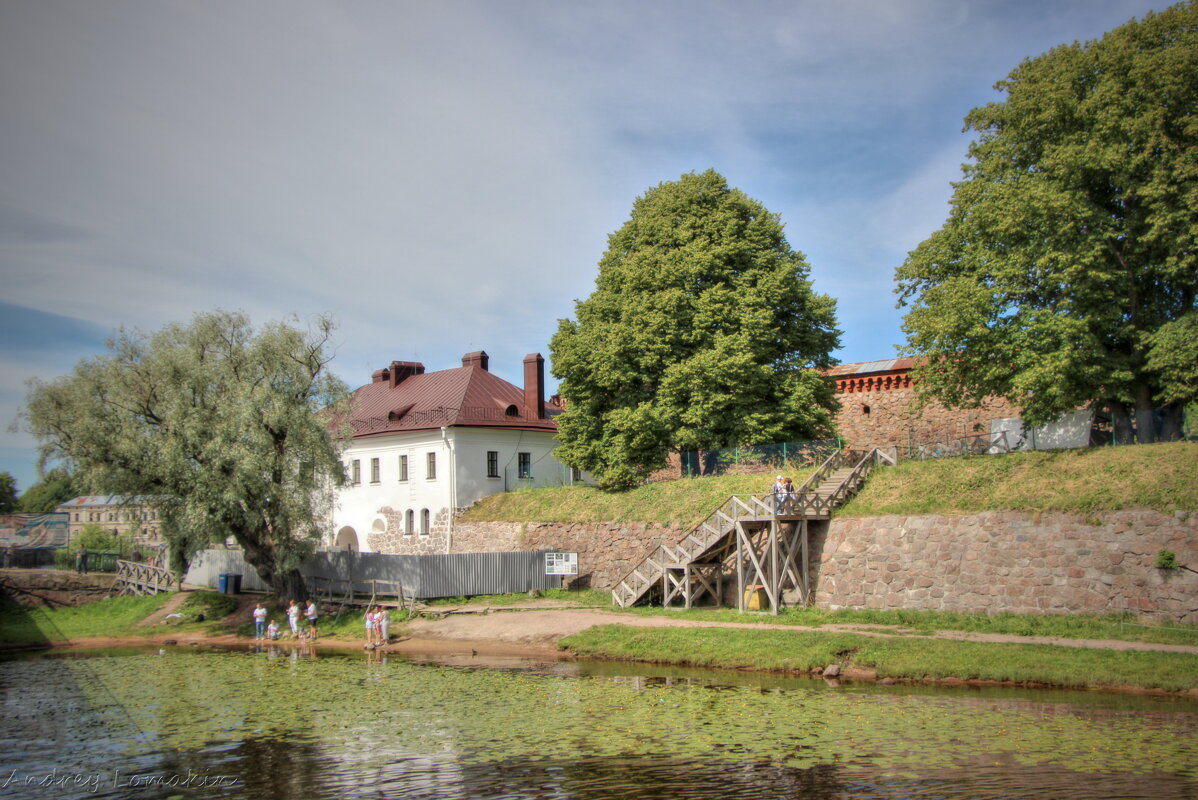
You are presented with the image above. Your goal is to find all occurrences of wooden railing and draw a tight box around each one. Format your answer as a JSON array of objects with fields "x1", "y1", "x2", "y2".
[
  {"x1": 113, "y1": 559, "x2": 176, "y2": 596},
  {"x1": 611, "y1": 447, "x2": 893, "y2": 608},
  {"x1": 309, "y1": 576, "x2": 414, "y2": 607}
]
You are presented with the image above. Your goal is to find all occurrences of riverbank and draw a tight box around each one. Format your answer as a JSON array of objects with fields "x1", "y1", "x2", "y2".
[{"x1": 4, "y1": 592, "x2": 1197, "y2": 697}]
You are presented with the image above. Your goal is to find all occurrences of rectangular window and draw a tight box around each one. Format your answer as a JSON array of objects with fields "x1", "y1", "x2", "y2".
[
  {"x1": 487, "y1": 450, "x2": 499, "y2": 478},
  {"x1": 427, "y1": 452, "x2": 436, "y2": 480},
  {"x1": 370, "y1": 457, "x2": 380, "y2": 483},
  {"x1": 398, "y1": 454, "x2": 408, "y2": 482},
  {"x1": 351, "y1": 459, "x2": 361, "y2": 485},
  {"x1": 518, "y1": 452, "x2": 531, "y2": 479}
]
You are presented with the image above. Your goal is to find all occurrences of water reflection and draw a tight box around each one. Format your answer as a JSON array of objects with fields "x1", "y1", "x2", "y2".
[{"x1": 1, "y1": 647, "x2": 1195, "y2": 800}]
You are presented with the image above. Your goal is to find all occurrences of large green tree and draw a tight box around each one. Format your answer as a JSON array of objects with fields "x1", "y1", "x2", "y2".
[
  {"x1": 896, "y1": 2, "x2": 1198, "y2": 443},
  {"x1": 551, "y1": 170, "x2": 841, "y2": 489},
  {"x1": 22, "y1": 311, "x2": 350, "y2": 597},
  {"x1": 15, "y1": 467, "x2": 78, "y2": 514}
]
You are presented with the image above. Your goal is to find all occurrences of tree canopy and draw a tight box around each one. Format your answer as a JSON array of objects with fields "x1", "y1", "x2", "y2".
[
  {"x1": 22, "y1": 311, "x2": 350, "y2": 597},
  {"x1": 15, "y1": 467, "x2": 78, "y2": 514},
  {"x1": 551, "y1": 170, "x2": 841, "y2": 490},
  {"x1": 895, "y1": 2, "x2": 1198, "y2": 443},
  {"x1": 0, "y1": 472, "x2": 16, "y2": 514}
]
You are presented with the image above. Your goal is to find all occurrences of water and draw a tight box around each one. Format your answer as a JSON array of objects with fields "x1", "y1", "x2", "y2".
[{"x1": 1, "y1": 645, "x2": 1195, "y2": 800}]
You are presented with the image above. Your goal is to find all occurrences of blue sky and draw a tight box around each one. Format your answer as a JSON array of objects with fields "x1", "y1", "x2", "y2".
[{"x1": 0, "y1": 0, "x2": 1174, "y2": 494}]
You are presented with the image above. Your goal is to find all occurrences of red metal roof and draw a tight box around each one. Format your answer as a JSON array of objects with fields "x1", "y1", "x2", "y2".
[{"x1": 346, "y1": 362, "x2": 559, "y2": 440}]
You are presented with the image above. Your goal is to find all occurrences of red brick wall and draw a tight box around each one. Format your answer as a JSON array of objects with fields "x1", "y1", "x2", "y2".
[{"x1": 832, "y1": 368, "x2": 1019, "y2": 449}]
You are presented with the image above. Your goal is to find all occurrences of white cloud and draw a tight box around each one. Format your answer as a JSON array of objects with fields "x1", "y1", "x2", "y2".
[{"x1": 0, "y1": 0, "x2": 1178, "y2": 486}]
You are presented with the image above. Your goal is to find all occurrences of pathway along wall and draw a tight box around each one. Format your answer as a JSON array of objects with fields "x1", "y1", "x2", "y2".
[{"x1": 455, "y1": 509, "x2": 1197, "y2": 622}]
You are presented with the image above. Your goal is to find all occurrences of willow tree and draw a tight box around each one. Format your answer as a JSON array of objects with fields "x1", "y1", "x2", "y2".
[
  {"x1": 551, "y1": 170, "x2": 841, "y2": 490},
  {"x1": 896, "y1": 2, "x2": 1198, "y2": 443},
  {"x1": 23, "y1": 311, "x2": 350, "y2": 597}
]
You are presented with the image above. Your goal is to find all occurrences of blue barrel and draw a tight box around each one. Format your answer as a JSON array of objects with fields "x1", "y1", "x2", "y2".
[
  {"x1": 229, "y1": 574, "x2": 243, "y2": 594},
  {"x1": 218, "y1": 573, "x2": 231, "y2": 594}
]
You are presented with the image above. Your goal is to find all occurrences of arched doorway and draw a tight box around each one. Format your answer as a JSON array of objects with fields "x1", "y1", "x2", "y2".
[{"x1": 335, "y1": 526, "x2": 359, "y2": 552}]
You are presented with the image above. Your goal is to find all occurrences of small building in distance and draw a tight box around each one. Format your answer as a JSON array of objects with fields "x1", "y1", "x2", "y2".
[
  {"x1": 54, "y1": 495, "x2": 164, "y2": 547},
  {"x1": 331, "y1": 350, "x2": 591, "y2": 555}
]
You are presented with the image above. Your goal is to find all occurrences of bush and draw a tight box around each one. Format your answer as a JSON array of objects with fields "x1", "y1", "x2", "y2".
[{"x1": 1157, "y1": 550, "x2": 1180, "y2": 570}]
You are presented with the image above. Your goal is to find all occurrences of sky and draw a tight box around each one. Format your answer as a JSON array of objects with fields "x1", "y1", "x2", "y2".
[{"x1": 0, "y1": 0, "x2": 1176, "y2": 495}]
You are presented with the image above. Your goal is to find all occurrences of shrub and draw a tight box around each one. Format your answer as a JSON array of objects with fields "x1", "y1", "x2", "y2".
[{"x1": 1156, "y1": 550, "x2": 1180, "y2": 570}]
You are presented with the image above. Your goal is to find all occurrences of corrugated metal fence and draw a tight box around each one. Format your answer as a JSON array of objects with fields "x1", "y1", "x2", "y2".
[{"x1": 185, "y1": 548, "x2": 562, "y2": 599}]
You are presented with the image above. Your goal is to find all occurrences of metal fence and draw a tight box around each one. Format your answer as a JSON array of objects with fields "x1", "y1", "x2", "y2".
[
  {"x1": 677, "y1": 440, "x2": 841, "y2": 478},
  {"x1": 185, "y1": 547, "x2": 562, "y2": 599}
]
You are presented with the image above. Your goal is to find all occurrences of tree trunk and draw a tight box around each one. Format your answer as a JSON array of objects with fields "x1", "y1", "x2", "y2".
[
  {"x1": 1134, "y1": 385, "x2": 1156, "y2": 444},
  {"x1": 1110, "y1": 403, "x2": 1135, "y2": 445},
  {"x1": 1159, "y1": 403, "x2": 1184, "y2": 441},
  {"x1": 272, "y1": 568, "x2": 308, "y2": 603}
]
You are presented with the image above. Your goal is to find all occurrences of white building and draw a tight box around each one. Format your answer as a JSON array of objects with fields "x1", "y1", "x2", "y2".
[{"x1": 330, "y1": 350, "x2": 587, "y2": 554}]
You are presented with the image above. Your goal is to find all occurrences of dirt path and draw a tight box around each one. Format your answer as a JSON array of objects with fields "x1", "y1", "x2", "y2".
[
  {"x1": 134, "y1": 592, "x2": 191, "y2": 627},
  {"x1": 403, "y1": 605, "x2": 1198, "y2": 655}
]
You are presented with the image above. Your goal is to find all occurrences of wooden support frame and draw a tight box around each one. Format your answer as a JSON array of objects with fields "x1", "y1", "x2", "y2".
[
  {"x1": 662, "y1": 561, "x2": 724, "y2": 609},
  {"x1": 733, "y1": 517, "x2": 810, "y2": 614}
]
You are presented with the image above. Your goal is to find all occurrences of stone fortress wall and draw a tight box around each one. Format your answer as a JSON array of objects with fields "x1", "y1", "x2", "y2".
[
  {"x1": 826, "y1": 358, "x2": 1021, "y2": 451},
  {"x1": 452, "y1": 509, "x2": 1198, "y2": 624}
]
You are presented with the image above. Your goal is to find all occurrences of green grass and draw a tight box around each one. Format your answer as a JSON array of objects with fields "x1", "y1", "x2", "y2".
[
  {"x1": 840, "y1": 441, "x2": 1198, "y2": 517},
  {"x1": 0, "y1": 593, "x2": 174, "y2": 644},
  {"x1": 610, "y1": 604, "x2": 1198, "y2": 647},
  {"x1": 560, "y1": 625, "x2": 1198, "y2": 693},
  {"x1": 178, "y1": 590, "x2": 239, "y2": 622},
  {"x1": 460, "y1": 442, "x2": 1198, "y2": 524},
  {"x1": 459, "y1": 472, "x2": 782, "y2": 528}
]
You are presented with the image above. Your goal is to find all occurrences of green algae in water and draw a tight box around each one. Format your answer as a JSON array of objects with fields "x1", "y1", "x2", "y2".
[{"x1": 48, "y1": 651, "x2": 1198, "y2": 781}]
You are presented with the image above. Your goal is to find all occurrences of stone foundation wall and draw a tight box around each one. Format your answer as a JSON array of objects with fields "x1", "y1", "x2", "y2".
[
  {"x1": 367, "y1": 506, "x2": 452, "y2": 555},
  {"x1": 454, "y1": 510, "x2": 1197, "y2": 623},
  {"x1": 451, "y1": 520, "x2": 688, "y2": 590},
  {"x1": 812, "y1": 510, "x2": 1198, "y2": 623}
]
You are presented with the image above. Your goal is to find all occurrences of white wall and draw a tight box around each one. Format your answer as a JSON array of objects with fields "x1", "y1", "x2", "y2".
[{"x1": 331, "y1": 426, "x2": 589, "y2": 554}]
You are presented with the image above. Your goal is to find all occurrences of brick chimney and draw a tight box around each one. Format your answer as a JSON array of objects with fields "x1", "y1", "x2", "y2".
[
  {"x1": 387, "y1": 361, "x2": 424, "y2": 387},
  {"x1": 523, "y1": 353, "x2": 545, "y2": 420},
  {"x1": 461, "y1": 351, "x2": 489, "y2": 371}
]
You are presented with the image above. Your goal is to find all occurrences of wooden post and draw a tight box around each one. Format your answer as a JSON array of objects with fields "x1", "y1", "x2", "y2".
[
  {"x1": 800, "y1": 519, "x2": 809, "y2": 605},
  {"x1": 736, "y1": 521, "x2": 745, "y2": 613}
]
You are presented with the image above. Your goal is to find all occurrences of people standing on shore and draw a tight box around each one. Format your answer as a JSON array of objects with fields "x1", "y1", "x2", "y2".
[
  {"x1": 287, "y1": 600, "x2": 301, "y2": 638},
  {"x1": 309, "y1": 602, "x2": 319, "y2": 639},
  {"x1": 253, "y1": 603, "x2": 267, "y2": 639},
  {"x1": 267, "y1": 619, "x2": 280, "y2": 640},
  {"x1": 364, "y1": 606, "x2": 377, "y2": 645},
  {"x1": 377, "y1": 606, "x2": 390, "y2": 644}
]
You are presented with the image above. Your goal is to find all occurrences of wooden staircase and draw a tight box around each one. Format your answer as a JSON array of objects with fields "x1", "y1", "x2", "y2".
[{"x1": 611, "y1": 448, "x2": 890, "y2": 609}]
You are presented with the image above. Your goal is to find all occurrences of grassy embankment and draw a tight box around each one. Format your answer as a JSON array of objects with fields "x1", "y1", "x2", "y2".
[
  {"x1": 471, "y1": 442, "x2": 1198, "y2": 692},
  {"x1": 0, "y1": 591, "x2": 231, "y2": 645},
  {"x1": 462, "y1": 440, "x2": 1198, "y2": 523}
]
